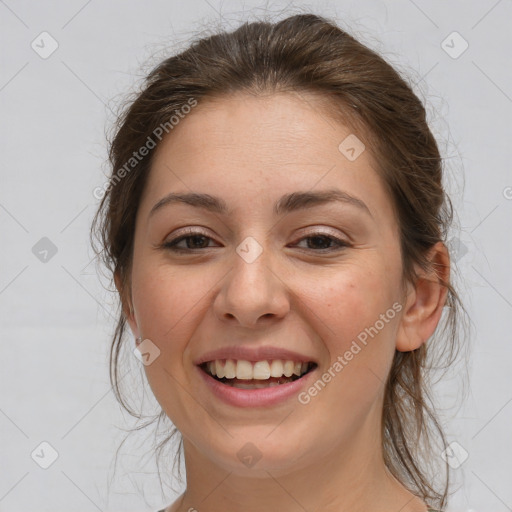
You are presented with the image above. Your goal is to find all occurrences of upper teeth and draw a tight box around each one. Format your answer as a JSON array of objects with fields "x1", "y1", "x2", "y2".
[{"x1": 206, "y1": 359, "x2": 310, "y2": 380}]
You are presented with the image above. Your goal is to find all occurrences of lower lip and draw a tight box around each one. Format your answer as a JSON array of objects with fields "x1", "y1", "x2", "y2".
[{"x1": 196, "y1": 364, "x2": 317, "y2": 408}]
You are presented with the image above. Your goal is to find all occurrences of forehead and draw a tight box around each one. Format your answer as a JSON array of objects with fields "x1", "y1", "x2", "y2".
[
  {"x1": 140, "y1": 91, "x2": 394, "y2": 224},
  {"x1": 153, "y1": 91, "x2": 366, "y2": 166}
]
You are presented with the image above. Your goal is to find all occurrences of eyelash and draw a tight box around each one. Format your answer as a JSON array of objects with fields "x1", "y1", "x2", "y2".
[{"x1": 161, "y1": 228, "x2": 351, "y2": 254}]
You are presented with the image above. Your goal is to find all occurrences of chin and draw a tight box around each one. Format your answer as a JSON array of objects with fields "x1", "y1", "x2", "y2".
[{"x1": 204, "y1": 437, "x2": 312, "y2": 477}]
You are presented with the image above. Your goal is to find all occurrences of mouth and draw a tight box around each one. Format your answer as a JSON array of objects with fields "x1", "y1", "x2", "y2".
[{"x1": 198, "y1": 359, "x2": 318, "y2": 389}]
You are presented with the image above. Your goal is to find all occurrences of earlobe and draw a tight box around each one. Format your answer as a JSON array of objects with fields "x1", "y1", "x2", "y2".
[
  {"x1": 114, "y1": 271, "x2": 139, "y2": 339},
  {"x1": 395, "y1": 242, "x2": 450, "y2": 352}
]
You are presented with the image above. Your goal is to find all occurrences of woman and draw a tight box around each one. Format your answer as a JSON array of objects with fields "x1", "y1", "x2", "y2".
[{"x1": 91, "y1": 13, "x2": 466, "y2": 512}]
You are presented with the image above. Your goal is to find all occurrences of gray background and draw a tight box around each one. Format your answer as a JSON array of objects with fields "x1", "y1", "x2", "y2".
[{"x1": 1, "y1": 0, "x2": 511, "y2": 511}]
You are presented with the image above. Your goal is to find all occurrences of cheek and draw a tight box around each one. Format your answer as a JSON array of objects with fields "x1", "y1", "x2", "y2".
[
  {"x1": 300, "y1": 266, "x2": 393, "y2": 335},
  {"x1": 297, "y1": 269, "x2": 399, "y2": 417},
  {"x1": 295, "y1": 262, "x2": 400, "y2": 389},
  {"x1": 131, "y1": 264, "x2": 208, "y2": 352},
  {"x1": 130, "y1": 265, "x2": 209, "y2": 417}
]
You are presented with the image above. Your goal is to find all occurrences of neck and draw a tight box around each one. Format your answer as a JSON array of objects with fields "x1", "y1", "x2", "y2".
[{"x1": 172, "y1": 409, "x2": 428, "y2": 512}]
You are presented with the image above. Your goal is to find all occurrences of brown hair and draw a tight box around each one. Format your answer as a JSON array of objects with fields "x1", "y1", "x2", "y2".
[{"x1": 91, "y1": 12, "x2": 469, "y2": 509}]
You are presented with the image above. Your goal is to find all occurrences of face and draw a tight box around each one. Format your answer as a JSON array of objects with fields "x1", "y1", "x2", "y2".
[{"x1": 124, "y1": 91, "x2": 410, "y2": 476}]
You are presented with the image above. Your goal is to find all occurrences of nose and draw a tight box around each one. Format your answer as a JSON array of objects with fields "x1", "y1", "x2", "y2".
[{"x1": 212, "y1": 238, "x2": 291, "y2": 328}]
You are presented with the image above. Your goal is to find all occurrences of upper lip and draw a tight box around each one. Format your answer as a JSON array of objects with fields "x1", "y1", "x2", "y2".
[{"x1": 194, "y1": 346, "x2": 318, "y2": 366}]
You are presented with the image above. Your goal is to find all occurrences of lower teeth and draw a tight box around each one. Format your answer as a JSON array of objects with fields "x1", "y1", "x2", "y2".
[
  {"x1": 218, "y1": 376, "x2": 297, "y2": 388},
  {"x1": 231, "y1": 382, "x2": 281, "y2": 389}
]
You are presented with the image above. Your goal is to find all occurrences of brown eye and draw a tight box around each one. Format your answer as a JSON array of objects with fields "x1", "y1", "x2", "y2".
[
  {"x1": 162, "y1": 229, "x2": 219, "y2": 252},
  {"x1": 292, "y1": 233, "x2": 350, "y2": 253}
]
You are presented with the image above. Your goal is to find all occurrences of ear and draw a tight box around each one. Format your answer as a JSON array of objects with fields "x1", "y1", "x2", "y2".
[
  {"x1": 114, "y1": 271, "x2": 139, "y2": 339},
  {"x1": 395, "y1": 241, "x2": 450, "y2": 352}
]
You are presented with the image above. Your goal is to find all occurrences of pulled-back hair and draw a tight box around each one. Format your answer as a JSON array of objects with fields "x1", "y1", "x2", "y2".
[{"x1": 91, "y1": 12, "x2": 469, "y2": 510}]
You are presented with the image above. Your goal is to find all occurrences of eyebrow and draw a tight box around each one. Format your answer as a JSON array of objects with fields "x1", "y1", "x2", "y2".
[{"x1": 148, "y1": 188, "x2": 373, "y2": 219}]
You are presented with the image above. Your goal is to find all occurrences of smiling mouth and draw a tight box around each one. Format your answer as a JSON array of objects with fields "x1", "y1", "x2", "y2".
[{"x1": 199, "y1": 360, "x2": 318, "y2": 389}]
